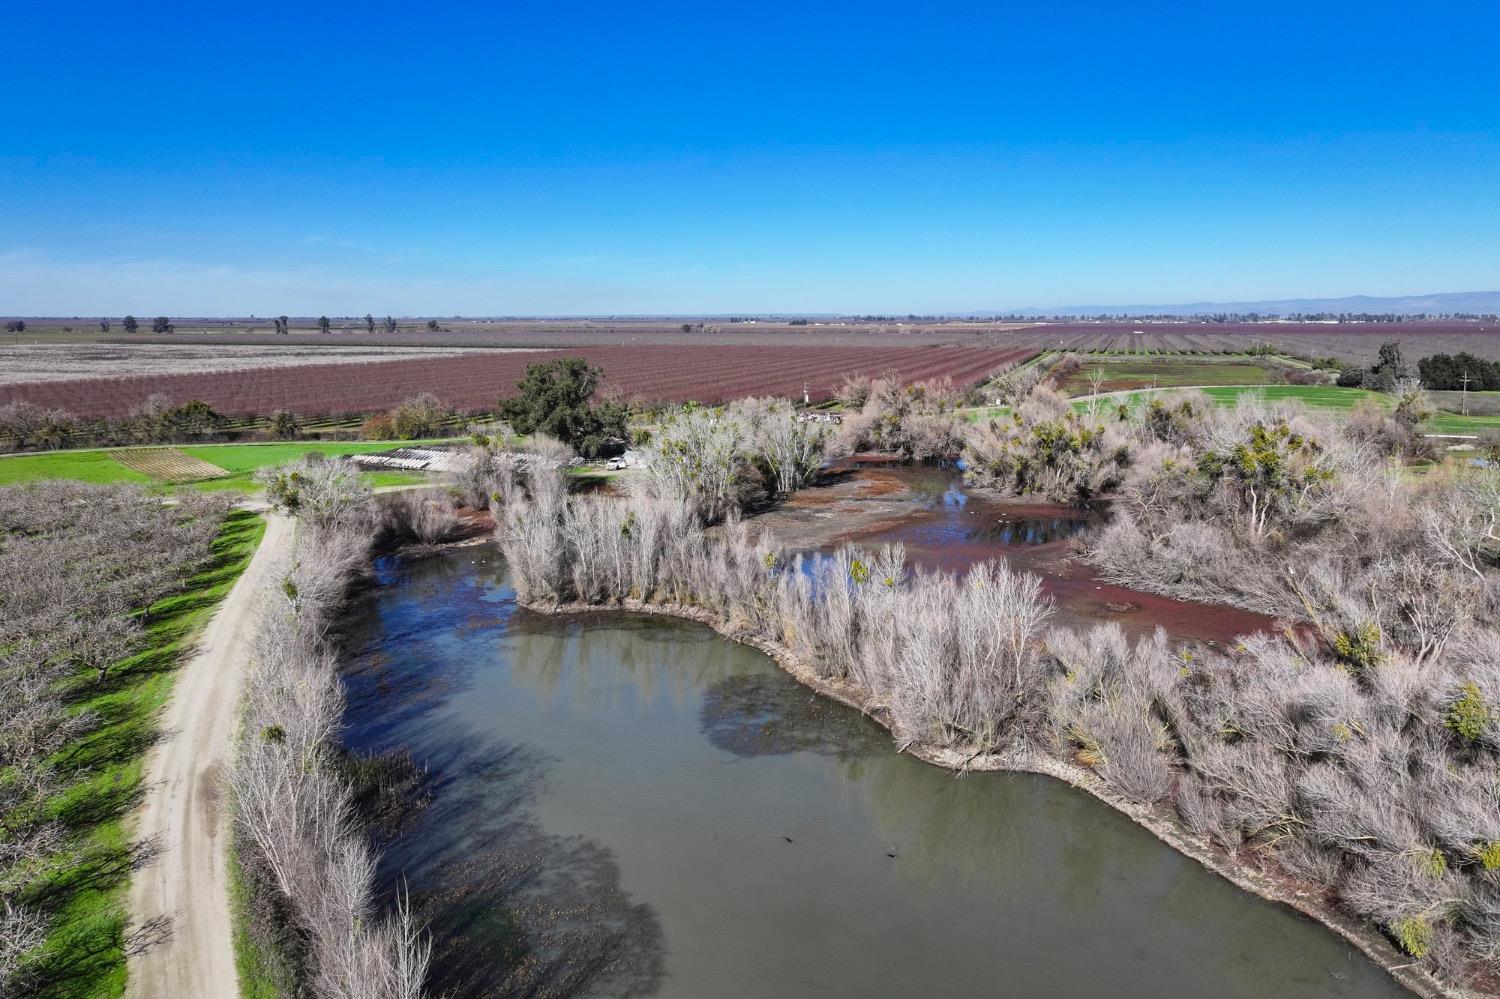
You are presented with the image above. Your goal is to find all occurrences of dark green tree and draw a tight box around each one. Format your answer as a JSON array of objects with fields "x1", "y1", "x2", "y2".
[
  {"x1": 270, "y1": 410, "x2": 302, "y2": 439},
  {"x1": 160, "y1": 399, "x2": 227, "y2": 439},
  {"x1": 364, "y1": 313, "x2": 376, "y2": 333},
  {"x1": 1361, "y1": 340, "x2": 1410, "y2": 393},
  {"x1": 123, "y1": 315, "x2": 139, "y2": 333},
  {"x1": 318, "y1": 315, "x2": 331, "y2": 333},
  {"x1": 152, "y1": 316, "x2": 174, "y2": 334},
  {"x1": 497, "y1": 358, "x2": 628, "y2": 457}
]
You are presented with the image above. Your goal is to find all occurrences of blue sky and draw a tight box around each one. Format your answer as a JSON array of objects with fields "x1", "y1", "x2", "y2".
[{"x1": 4, "y1": 1, "x2": 1497, "y2": 315}]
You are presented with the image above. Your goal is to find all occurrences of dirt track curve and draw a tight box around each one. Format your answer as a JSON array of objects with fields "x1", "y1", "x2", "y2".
[{"x1": 126, "y1": 512, "x2": 292, "y2": 999}]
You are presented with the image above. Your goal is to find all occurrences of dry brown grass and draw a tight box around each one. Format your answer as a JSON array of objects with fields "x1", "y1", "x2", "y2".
[{"x1": 111, "y1": 447, "x2": 228, "y2": 482}]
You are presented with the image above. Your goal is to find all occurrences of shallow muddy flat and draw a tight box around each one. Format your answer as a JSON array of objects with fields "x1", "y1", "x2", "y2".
[{"x1": 746, "y1": 467, "x2": 1275, "y2": 646}]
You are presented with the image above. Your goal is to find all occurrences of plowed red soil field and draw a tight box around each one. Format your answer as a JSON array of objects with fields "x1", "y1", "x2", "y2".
[{"x1": 0, "y1": 345, "x2": 1033, "y2": 419}]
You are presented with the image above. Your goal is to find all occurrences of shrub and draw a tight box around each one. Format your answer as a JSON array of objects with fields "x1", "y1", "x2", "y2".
[
  {"x1": 361, "y1": 412, "x2": 397, "y2": 440},
  {"x1": 1446, "y1": 682, "x2": 1490, "y2": 742},
  {"x1": 255, "y1": 458, "x2": 373, "y2": 530},
  {"x1": 1393, "y1": 915, "x2": 1434, "y2": 958},
  {"x1": 231, "y1": 522, "x2": 429, "y2": 998},
  {"x1": 388, "y1": 392, "x2": 452, "y2": 439},
  {"x1": 269, "y1": 410, "x2": 302, "y2": 440},
  {"x1": 964, "y1": 388, "x2": 1131, "y2": 505}
]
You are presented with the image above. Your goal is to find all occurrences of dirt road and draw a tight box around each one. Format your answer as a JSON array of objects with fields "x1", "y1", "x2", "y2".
[{"x1": 126, "y1": 512, "x2": 292, "y2": 999}]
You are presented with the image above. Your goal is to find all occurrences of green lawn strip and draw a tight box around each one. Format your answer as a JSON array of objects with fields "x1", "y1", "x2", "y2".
[
  {"x1": 227, "y1": 845, "x2": 288, "y2": 999},
  {"x1": 1427, "y1": 411, "x2": 1500, "y2": 436},
  {"x1": 28, "y1": 510, "x2": 266, "y2": 999},
  {"x1": 0, "y1": 451, "x2": 156, "y2": 487},
  {"x1": 177, "y1": 439, "x2": 459, "y2": 474},
  {"x1": 181, "y1": 442, "x2": 455, "y2": 492},
  {"x1": 960, "y1": 405, "x2": 1013, "y2": 423},
  {"x1": 0, "y1": 440, "x2": 459, "y2": 491}
]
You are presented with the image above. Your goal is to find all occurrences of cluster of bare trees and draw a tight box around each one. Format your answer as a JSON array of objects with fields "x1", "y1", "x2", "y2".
[
  {"x1": 0, "y1": 482, "x2": 233, "y2": 993},
  {"x1": 832, "y1": 374, "x2": 965, "y2": 460},
  {"x1": 231, "y1": 463, "x2": 431, "y2": 998},
  {"x1": 498, "y1": 384, "x2": 1500, "y2": 986},
  {"x1": 1055, "y1": 392, "x2": 1500, "y2": 982},
  {"x1": 444, "y1": 434, "x2": 574, "y2": 511},
  {"x1": 375, "y1": 492, "x2": 463, "y2": 548},
  {"x1": 256, "y1": 455, "x2": 375, "y2": 529},
  {"x1": 498, "y1": 488, "x2": 1056, "y2": 755},
  {"x1": 634, "y1": 399, "x2": 831, "y2": 522},
  {"x1": 0, "y1": 396, "x2": 232, "y2": 453}
]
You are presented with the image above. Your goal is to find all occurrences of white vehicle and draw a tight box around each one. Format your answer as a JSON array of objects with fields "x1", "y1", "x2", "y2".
[{"x1": 605, "y1": 456, "x2": 628, "y2": 470}]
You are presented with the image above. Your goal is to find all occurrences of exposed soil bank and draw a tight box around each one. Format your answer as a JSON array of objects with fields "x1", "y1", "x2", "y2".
[{"x1": 520, "y1": 595, "x2": 1451, "y2": 999}]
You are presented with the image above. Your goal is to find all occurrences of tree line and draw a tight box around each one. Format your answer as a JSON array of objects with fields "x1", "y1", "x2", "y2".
[{"x1": 0, "y1": 483, "x2": 236, "y2": 993}]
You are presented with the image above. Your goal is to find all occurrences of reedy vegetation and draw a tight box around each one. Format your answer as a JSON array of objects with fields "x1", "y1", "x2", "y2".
[
  {"x1": 0, "y1": 482, "x2": 233, "y2": 995},
  {"x1": 501, "y1": 383, "x2": 1500, "y2": 993},
  {"x1": 232, "y1": 461, "x2": 430, "y2": 999}
]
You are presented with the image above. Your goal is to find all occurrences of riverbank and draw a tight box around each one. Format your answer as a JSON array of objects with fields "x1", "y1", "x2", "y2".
[{"x1": 519, "y1": 595, "x2": 1455, "y2": 999}]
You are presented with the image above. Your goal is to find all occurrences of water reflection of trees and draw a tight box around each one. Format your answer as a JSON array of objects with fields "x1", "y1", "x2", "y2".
[
  {"x1": 699, "y1": 670, "x2": 885, "y2": 759},
  {"x1": 349, "y1": 546, "x2": 1156, "y2": 993},
  {"x1": 372, "y1": 739, "x2": 665, "y2": 999},
  {"x1": 504, "y1": 610, "x2": 755, "y2": 715},
  {"x1": 699, "y1": 663, "x2": 1124, "y2": 907},
  {"x1": 346, "y1": 550, "x2": 665, "y2": 999},
  {"x1": 341, "y1": 547, "x2": 515, "y2": 739}
]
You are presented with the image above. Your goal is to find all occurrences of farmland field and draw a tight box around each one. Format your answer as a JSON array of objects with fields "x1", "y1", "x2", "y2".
[
  {"x1": 110, "y1": 447, "x2": 229, "y2": 482},
  {"x1": 1108, "y1": 385, "x2": 1500, "y2": 435},
  {"x1": 0, "y1": 342, "x2": 500, "y2": 384},
  {"x1": 0, "y1": 440, "x2": 447, "y2": 490},
  {"x1": 1052, "y1": 356, "x2": 1286, "y2": 394},
  {"x1": 0, "y1": 345, "x2": 1032, "y2": 419},
  {"x1": 4, "y1": 317, "x2": 1493, "y2": 360},
  {"x1": 960, "y1": 385, "x2": 1500, "y2": 437},
  {"x1": 1003, "y1": 322, "x2": 1500, "y2": 363}
]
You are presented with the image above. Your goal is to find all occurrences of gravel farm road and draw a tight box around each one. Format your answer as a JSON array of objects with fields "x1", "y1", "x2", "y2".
[{"x1": 126, "y1": 512, "x2": 292, "y2": 999}]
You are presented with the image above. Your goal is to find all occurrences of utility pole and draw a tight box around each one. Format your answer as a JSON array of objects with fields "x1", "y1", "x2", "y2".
[{"x1": 1460, "y1": 370, "x2": 1472, "y2": 416}]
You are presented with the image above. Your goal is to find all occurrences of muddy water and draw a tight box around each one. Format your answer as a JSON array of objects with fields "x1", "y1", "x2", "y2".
[
  {"x1": 340, "y1": 546, "x2": 1406, "y2": 999},
  {"x1": 818, "y1": 467, "x2": 1273, "y2": 645}
]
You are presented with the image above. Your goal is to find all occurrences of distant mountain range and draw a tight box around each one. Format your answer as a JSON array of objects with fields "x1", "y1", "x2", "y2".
[{"x1": 994, "y1": 291, "x2": 1500, "y2": 317}]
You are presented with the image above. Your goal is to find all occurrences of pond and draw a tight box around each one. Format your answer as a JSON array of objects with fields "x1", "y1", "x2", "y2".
[
  {"x1": 339, "y1": 545, "x2": 1407, "y2": 999},
  {"x1": 815, "y1": 467, "x2": 1273, "y2": 645}
]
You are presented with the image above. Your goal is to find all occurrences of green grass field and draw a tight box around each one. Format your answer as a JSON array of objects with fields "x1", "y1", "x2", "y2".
[
  {"x1": 1110, "y1": 385, "x2": 1500, "y2": 436},
  {"x1": 0, "y1": 440, "x2": 454, "y2": 491},
  {"x1": 30, "y1": 510, "x2": 265, "y2": 999},
  {"x1": 1056, "y1": 358, "x2": 1282, "y2": 395},
  {"x1": 960, "y1": 385, "x2": 1500, "y2": 437},
  {"x1": 0, "y1": 450, "x2": 157, "y2": 487}
]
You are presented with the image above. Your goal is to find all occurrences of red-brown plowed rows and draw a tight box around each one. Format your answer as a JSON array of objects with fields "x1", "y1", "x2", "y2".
[{"x1": 0, "y1": 345, "x2": 1032, "y2": 419}]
